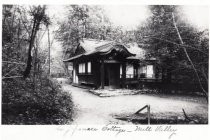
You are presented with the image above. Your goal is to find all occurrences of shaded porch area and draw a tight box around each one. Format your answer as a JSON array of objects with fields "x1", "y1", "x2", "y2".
[{"x1": 99, "y1": 59, "x2": 140, "y2": 89}]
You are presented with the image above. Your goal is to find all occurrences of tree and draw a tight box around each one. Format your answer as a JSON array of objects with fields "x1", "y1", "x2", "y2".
[
  {"x1": 22, "y1": 5, "x2": 50, "y2": 78},
  {"x1": 135, "y1": 5, "x2": 208, "y2": 100},
  {"x1": 55, "y1": 5, "x2": 129, "y2": 60},
  {"x1": 2, "y1": 5, "x2": 50, "y2": 79},
  {"x1": 2, "y1": 5, "x2": 74, "y2": 125},
  {"x1": 2, "y1": 5, "x2": 28, "y2": 79}
]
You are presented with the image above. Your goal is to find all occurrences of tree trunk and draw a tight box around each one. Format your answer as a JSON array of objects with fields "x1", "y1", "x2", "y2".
[
  {"x1": 23, "y1": 6, "x2": 46, "y2": 78},
  {"x1": 48, "y1": 27, "x2": 51, "y2": 76},
  {"x1": 23, "y1": 18, "x2": 37, "y2": 78}
]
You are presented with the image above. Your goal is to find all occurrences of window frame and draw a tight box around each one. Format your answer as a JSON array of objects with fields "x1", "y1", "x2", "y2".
[
  {"x1": 87, "y1": 61, "x2": 91, "y2": 74},
  {"x1": 146, "y1": 65, "x2": 154, "y2": 78},
  {"x1": 78, "y1": 63, "x2": 86, "y2": 74}
]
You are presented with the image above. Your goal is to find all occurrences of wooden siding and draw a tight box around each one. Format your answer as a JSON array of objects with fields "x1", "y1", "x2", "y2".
[{"x1": 72, "y1": 59, "x2": 102, "y2": 88}]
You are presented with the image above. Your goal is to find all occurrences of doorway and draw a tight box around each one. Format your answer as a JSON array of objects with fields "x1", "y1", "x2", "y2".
[{"x1": 104, "y1": 63, "x2": 120, "y2": 88}]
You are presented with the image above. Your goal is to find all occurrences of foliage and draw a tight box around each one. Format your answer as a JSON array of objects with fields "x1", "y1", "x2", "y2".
[
  {"x1": 2, "y1": 5, "x2": 50, "y2": 78},
  {"x1": 2, "y1": 75, "x2": 73, "y2": 124},
  {"x1": 135, "y1": 5, "x2": 208, "y2": 93},
  {"x1": 55, "y1": 5, "x2": 135, "y2": 59},
  {"x1": 2, "y1": 5, "x2": 73, "y2": 124},
  {"x1": 23, "y1": 5, "x2": 50, "y2": 78},
  {"x1": 2, "y1": 5, "x2": 28, "y2": 77}
]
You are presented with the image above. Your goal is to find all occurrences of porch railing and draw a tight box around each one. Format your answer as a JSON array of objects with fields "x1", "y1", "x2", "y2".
[
  {"x1": 120, "y1": 74, "x2": 138, "y2": 79},
  {"x1": 120, "y1": 74, "x2": 156, "y2": 79}
]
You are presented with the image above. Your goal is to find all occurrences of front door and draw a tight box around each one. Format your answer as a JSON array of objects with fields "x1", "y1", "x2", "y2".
[{"x1": 104, "y1": 63, "x2": 120, "y2": 88}]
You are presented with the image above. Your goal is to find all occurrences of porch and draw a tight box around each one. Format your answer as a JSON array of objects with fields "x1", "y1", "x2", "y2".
[
  {"x1": 99, "y1": 59, "x2": 156, "y2": 89},
  {"x1": 99, "y1": 59, "x2": 139, "y2": 89}
]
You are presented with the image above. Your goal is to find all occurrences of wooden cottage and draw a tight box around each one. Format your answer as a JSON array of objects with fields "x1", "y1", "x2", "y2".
[{"x1": 63, "y1": 39, "x2": 158, "y2": 89}]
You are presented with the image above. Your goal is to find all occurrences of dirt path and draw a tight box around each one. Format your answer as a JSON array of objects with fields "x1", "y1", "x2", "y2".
[{"x1": 59, "y1": 80, "x2": 208, "y2": 125}]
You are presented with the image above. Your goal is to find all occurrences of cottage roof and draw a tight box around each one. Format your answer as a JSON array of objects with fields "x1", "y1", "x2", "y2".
[
  {"x1": 79, "y1": 38, "x2": 114, "y2": 52},
  {"x1": 63, "y1": 39, "x2": 146, "y2": 62},
  {"x1": 125, "y1": 42, "x2": 146, "y2": 60}
]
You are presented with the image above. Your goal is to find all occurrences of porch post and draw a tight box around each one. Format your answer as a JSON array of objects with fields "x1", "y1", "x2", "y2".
[
  {"x1": 100, "y1": 59, "x2": 105, "y2": 89},
  {"x1": 122, "y1": 62, "x2": 126, "y2": 88}
]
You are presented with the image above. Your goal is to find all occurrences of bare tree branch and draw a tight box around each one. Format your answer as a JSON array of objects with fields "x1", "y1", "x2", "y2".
[
  {"x1": 3, "y1": 66, "x2": 20, "y2": 77},
  {"x1": 18, "y1": 11, "x2": 31, "y2": 36},
  {"x1": 2, "y1": 61, "x2": 26, "y2": 65},
  {"x1": 2, "y1": 76, "x2": 23, "y2": 80}
]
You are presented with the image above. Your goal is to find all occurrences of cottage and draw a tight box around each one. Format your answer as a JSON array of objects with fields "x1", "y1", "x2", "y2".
[{"x1": 63, "y1": 38, "x2": 158, "y2": 89}]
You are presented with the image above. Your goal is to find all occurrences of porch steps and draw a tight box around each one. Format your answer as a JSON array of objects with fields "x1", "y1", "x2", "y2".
[{"x1": 71, "y1": 83, "x2": 93, "y2": 89}]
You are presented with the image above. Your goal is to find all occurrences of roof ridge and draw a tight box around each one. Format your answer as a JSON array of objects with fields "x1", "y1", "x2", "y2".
[{"x1": 95, "y1": 42, "x2": 115, "y2": 50}]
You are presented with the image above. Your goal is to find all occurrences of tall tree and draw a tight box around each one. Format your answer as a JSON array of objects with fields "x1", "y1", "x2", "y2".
[
  {"x1": 56, "y1": 5, "x2": 126, "y2": 59},
  {"x1": 23, "y1": 5, "x2": 50, "y2": 78},
  {"x1": 135, "y1": 5, "x2": 208, "y2": 100}
]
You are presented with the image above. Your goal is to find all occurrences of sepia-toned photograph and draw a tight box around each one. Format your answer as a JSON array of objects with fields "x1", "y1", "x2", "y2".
[{"x1": 1, "y1": 4, "x2": 209, "y2": 125}]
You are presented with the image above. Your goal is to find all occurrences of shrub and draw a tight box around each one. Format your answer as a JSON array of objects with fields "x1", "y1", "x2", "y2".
[{"x1": 2, "y1": 75, "x2": 73, "y2": 124}]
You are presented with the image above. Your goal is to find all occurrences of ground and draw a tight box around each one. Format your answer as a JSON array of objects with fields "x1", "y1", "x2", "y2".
[{"x1": 57, "y1": 78, "x2": 208, "y2": 125}]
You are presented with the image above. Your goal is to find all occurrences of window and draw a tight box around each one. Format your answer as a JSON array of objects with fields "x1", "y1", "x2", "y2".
[
  {"x1": 139, "y1": 65, "x2": 154, "y2": 78},
  {"x1": 87, "y1": 62, "x2": 91, "y2": 73},
  {"x1": 120, "y1": 65, "x2": 122, "y2": 78},
  {"x1": 79, "y1": 63, "x2": 85, "y2": 73},
  {"x1": 126, "y1": 64, "x2": 134, "y2": 78},
  {"x1": 146, "y1": 65, "x2": 154, "y2": 78},
  {"x1": 78, "y1": 62, "x2": 91, "y2": 74},
  {"x1": 140, "y1": 66, "x2": 146, "y2": 73}
]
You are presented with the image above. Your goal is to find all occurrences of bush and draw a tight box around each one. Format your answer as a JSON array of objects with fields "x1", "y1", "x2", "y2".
[{"x1": 2, "y1": 75, "x2": 73, "y2": 124}]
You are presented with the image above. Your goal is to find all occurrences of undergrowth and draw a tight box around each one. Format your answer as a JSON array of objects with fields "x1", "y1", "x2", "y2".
[{"x1": 2, "y1": 75, "x2": 73, "y2": 124}]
